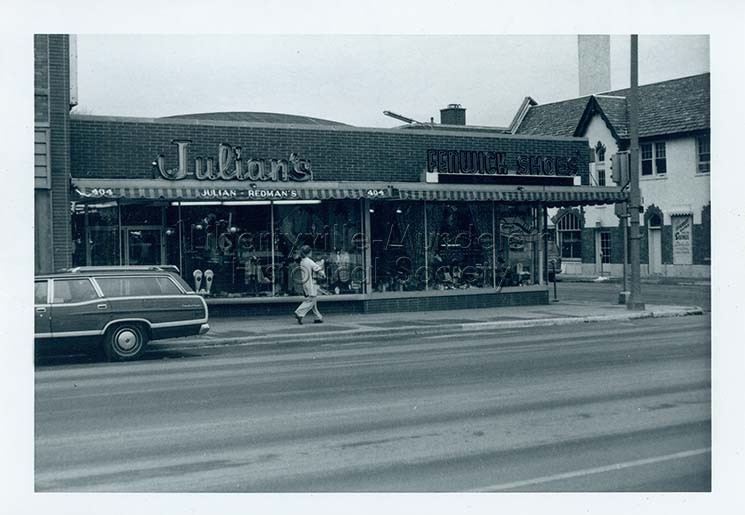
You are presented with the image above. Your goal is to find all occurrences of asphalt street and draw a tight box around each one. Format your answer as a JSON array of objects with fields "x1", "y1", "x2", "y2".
[{"x1": 35, "y1": 312, "x2": 710, "y2": 492}]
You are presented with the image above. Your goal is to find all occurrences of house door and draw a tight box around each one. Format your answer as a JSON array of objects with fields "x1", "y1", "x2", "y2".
[
  {"x1": 647, "y1": 213, "x2": 663, "y2": 275},
  {"x1": 648, "y1": 228, "x2": 662, "y2": 274}
]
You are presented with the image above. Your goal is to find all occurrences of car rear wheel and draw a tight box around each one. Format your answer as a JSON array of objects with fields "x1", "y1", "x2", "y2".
[{"x1": 103, "y1": 323, "x2": 149, "y2": 361}]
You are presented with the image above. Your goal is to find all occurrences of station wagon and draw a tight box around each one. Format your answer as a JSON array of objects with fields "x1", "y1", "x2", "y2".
[{"x1": 34, "y1": 266, "x2": 209, "y2": 361}]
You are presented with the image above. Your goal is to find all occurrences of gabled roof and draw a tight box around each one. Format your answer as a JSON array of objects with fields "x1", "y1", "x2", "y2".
[
  {"x1": 592, "y1": 96, "x2": 628, "y2": 137},
  {"x1": 514, "y1": 73, "x2": 709, "y2": 140},
  {"x1": 572, "y1": 95, "x2": 628, "y2": 141},
  {"x1": 506, "y1": 96, "x2": 539, "y2": 133},
  {"x1": 513, "y1": 96, "x2": 589, "y2": 137}
]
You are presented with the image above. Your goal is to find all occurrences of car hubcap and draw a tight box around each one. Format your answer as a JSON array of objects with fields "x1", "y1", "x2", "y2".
[{"x1": 116, "y1": 329, "x2": 138, "y2": 351}]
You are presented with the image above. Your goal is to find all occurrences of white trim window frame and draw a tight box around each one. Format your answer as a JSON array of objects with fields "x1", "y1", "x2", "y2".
[
  {"x1": 641, "y1": 141, "x2": 667, "y2": 177},
  {"x1": 600, "y1": 231, "x2": 611, "y2": 264},
  {"x1": 697, "y1": 134, "x2": 710, "y2": 174},
  {"x1": 593, "y1": 141, "x2": 607, "y2": 187},
  {"x1": 556, "y1": 212, "x2": 582, "y2": 260},
  {"x1": 597, "y1": 166, "x2": 606, "y2": 187}
]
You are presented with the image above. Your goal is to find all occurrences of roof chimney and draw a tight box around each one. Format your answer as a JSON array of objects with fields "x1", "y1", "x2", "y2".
[
  {"x1": 578, "y1": 35, "x2": 611, "y2": 96},
  {"x1": 440, "y1": 104, "x2": 466, "y2": 125}
]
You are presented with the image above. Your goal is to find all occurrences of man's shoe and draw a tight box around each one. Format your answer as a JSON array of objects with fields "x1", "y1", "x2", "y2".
[
  {"x1": 314, "y1": 319, "x2": 324, "y2": 324},
  {"x1": 295, "y1": 315, "x2": 303, "y2": 325}
]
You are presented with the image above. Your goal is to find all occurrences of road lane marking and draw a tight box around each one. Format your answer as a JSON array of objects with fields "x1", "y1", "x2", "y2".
[{"x1": 470, "y1": 447, "x2": 711, "y2": 492}]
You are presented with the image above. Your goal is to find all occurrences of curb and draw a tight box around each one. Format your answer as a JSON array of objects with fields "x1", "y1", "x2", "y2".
[
  {"x1": 558, "y1": 277, "x2": 710, "y2": 287},
  {"x1": 459, "y1": 307, "x2": 704, "y2": 332},
  {"x1": 151, "y1": 306, "x2": 704, "y2": 352}
]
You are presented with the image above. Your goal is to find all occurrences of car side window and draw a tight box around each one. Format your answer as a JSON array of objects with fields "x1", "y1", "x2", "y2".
[
  {"x1": 95, "y1": 277, "x2": 128, "y2": 297},
  {"x1": 154, "y1": 276, "x2": 183, "y2": 295},
  {"x1": 96, "y1": 276, "x2": 183, "y2": 297},
  {"x1": 35, "y1": 281, "x2": 48, "y2": 304},
  {"x1": 52, "y1": 278, "x2": 99, "y2": 304}
]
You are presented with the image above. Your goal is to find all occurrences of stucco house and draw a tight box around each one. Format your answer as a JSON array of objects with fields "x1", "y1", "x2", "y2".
[{"x1": 510, "y1": 73, "x2": 710, "y2": 278}]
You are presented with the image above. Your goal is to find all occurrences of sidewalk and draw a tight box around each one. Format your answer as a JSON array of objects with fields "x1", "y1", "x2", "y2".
[
  {"x1": 558, "y1": 275, "x2": 710, "y2": 286},
  {"x1": 152, "y1": 301, "x2": 705, "y2": 351}
]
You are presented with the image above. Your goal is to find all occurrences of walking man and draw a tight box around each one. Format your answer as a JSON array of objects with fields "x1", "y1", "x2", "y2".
[{"x1": 294, "y1": 245, "x2": 325, "y2": 324}]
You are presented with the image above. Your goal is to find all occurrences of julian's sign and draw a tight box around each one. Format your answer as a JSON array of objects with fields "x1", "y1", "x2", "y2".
[{"x1": 156, "y1": 140, "x2": 313, "y2": 182}]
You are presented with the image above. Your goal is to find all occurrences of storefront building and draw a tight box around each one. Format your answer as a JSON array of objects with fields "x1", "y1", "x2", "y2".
[
  {"x1": 62, "y1": 113, "x2": 625, "y2": 314},
  {"x1": 34, "y1": 34, "x2": 627, "y2": 315}
]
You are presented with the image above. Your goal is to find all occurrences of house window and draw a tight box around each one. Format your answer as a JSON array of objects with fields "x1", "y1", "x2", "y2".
[
  {"x1": 595, "y1": 141, "x2": 606, "y2": 162},
  {"x1": 556, "y1": 212, "x2": 582, "y2": 259},
  {"x1": 655, "y1": 142, "x2": 667, "y2": 174},
  {"x1": 648, "y1": 213, "x2": 662, "y2": 228},
  {"x1": 697, "y1": 135, "x2": 710, "y2": 173},
  {"x1": 593, "y1": 142, "x2": 607, "y2": 186},
  {"x1": 641, "y1": 144, "x2": 653, "y2": 176},
  {"x1": 600, "y1": 231, "x2": 611, "y2": 264},
  {"x1": 641, "y1": 142, "x2": 666, "y2": 176}
]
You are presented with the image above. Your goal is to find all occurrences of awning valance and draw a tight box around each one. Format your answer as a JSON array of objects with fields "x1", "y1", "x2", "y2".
[
  {"x1": 668, "y1": 205, "x2": 694, "y2": 217},
  {"x1": 72, "y1": 178, "x2": 627, "y2": 207},
  {"x1": 394, "y1": 184, "x2": 627, "y2": 206},
  {"x1": 72, "y1": 179, "x2": 395, "y2": 202}
]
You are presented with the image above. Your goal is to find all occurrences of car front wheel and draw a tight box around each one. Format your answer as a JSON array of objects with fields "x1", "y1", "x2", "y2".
[{"x1": 103, "y1": 323, "x2": 149, "y2": 361}]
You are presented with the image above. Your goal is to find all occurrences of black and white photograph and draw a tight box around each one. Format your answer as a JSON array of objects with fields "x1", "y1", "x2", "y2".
[{"x1": 2, "y1": 1, "x2": 744, "y2": 514}]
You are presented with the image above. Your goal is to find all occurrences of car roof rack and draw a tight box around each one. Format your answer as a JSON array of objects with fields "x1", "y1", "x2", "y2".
[{"x1": 62, "y1": 265, "x2": 181, "y2": 274}]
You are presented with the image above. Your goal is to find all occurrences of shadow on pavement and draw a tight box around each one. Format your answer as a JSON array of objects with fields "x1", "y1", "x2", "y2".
[{"x1": 34, "y1": 348, "x2": 206, "y2": 368}]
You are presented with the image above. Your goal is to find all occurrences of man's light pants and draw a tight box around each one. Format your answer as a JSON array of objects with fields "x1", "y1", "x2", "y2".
[{"x1": 295, "y1": 295, "x2": 323, "y2": 320}]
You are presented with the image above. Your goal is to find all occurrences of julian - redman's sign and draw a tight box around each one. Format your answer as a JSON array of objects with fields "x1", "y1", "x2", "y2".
[{"x1": 156, "y1": 140, "x2": 313, "y2": 182}]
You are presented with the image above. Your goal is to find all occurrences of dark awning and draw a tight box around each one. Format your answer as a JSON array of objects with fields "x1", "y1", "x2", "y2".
[
  {"x1": 394, "y1": 183, "x2": 628, "y2": 206},
  {"x1": 72, "y1": 178, "x2": 627, "y2": 207},
  {"x1": 72, "y1": 178, "x2": 395, "y2": 202}
]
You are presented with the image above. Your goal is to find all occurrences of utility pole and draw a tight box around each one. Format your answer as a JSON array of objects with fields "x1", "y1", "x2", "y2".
[{"x1": 627, "y1": 35, "x2": 645, "y2": 310}]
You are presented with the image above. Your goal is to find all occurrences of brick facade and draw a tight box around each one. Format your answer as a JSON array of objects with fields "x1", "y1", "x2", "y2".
[
  {"x1": 581, "y1": 227, "x2": 595, "y2": 263},
  {"x1": 34, "y1": 34, "x2": 72, "y2": 273},
  {"x1": 207, "y1": 289, "x2": 548, "y2": 317},
  {"x1": 69, "y1": 117, "x2": 590, "y2": 185}
]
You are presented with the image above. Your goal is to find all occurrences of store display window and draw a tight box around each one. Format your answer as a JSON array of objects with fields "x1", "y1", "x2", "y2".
[
  {"x1": 495, "y1": 205, "x2": 539, "y2": 287},
  {"x1": 427, "y1": 202, "x2": 494, "y2": 290},
  {"x1": 175, "y1": 204, "x2": 272, "y2": 297},
  {"x1": 71, "y1": 202, "x2": 120, "y2": 267},
  {"x1": 370, "y1": 202, "x2": 426, "y2": 292},
  {"x1": 71, "y1": 197, "x2": 542, "y2": 298},
  {"x1": 273, "y1": 200, "x2": 365, "y2": 296}
]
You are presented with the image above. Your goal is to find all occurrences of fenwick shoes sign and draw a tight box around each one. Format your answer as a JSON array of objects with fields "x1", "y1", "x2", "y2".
[{"x1": 156, "y1": 140, "x2": 313, "y2": 182}]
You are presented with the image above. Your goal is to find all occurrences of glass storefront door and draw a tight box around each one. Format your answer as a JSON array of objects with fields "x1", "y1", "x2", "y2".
[{"x1": 124, "y1": 228, "x2": 164, "y2": 265}]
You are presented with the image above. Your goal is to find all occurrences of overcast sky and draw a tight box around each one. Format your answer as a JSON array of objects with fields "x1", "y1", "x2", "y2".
[{"x1": 74, "y1": 34, "x2": 708, "y2": 128}]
